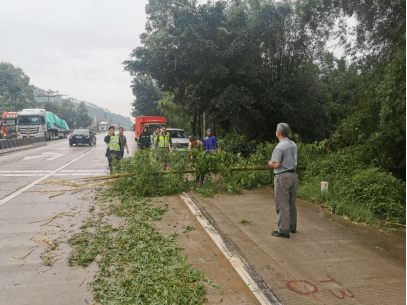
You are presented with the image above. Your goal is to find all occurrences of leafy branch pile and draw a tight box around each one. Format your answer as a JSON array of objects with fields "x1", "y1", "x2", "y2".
[
  {"x1": 111, "y1": 146, "x2": 274, "y2": 198},
  {"x1": 68, "y1": 194, "x2": 210, "y2": 304}
]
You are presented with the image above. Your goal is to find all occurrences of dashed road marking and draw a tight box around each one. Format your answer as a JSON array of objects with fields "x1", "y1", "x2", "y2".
[{"x1": 0, "y1": 149, "x2": 95, "y2": 208}]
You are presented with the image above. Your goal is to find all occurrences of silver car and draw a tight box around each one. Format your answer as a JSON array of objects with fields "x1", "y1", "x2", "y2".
[{"x1": 167, "y1": 128, "x2": 189, "y2": 150}]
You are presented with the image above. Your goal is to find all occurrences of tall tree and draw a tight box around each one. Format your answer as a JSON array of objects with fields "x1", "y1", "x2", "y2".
[
  {"x1": 130, "y1": 76, "x2": 162, "y2": 116},
  {"x1": 0, "y1": 62, "x2": 36, "y2": 112},
  {"x1": 76, "y1": 102, "x2": 92, "y2": 128},
  {"x1": 124, "y1": 0, "x2": 334, "y2": 141}
]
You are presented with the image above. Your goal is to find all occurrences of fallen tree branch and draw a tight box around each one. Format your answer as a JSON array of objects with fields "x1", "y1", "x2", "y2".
[{"x1": 76, "y1": 165, "x2": 275, "y2": 181}]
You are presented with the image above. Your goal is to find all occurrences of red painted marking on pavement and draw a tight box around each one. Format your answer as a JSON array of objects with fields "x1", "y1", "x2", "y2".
[
  {"x1": 320, "y1": 277, "x2": 342, "y2": 285},
  {"x1": 330, "y1": 289, "x2": 354, "y2": 299},
  {"x1": 286, "y1": 280, "x2": 319, "y2": 295}
]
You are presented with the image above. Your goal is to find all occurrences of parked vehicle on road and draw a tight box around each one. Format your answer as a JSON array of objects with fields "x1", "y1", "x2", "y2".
[
  {"x1": 69, "y1": 129, "x2": 96, "y2": 146},
  {"x1": 1, "y1": 111, "x2": 19, "y2": 139},
  {"x1": 134, "y1": 116, "x2": 166, "y2": 142},
  {"x1": 167, "y1": 128, "x2": 189, "y2": 150},
  {"x1": 17, "y1": 109, "x2": 69, "y2": 141}
]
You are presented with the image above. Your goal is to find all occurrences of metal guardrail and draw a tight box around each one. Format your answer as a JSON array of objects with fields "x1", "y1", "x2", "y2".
[{"x1": 0, "y1": 137, "x2": 46, "y2": 155}]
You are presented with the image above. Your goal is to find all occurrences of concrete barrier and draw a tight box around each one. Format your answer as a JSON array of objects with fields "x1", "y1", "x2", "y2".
[{"x1": 0, "y1": 137, "x2": 46, "y2": 155}]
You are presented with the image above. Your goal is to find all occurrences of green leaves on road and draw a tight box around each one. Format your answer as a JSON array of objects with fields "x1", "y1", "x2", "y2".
[{"x1": 68, "y1": 194, "x2": 208, "y2": 304}]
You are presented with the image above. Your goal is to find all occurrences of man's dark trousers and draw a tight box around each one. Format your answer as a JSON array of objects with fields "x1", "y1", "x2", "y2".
[{"x1": 274, "y1": 172, "x2": 299, "y2": 235}]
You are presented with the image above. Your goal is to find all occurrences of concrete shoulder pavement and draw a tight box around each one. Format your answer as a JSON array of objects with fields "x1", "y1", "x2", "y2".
[{"x1": 186, "y1": 187, "x2": 406, "y2": 305}]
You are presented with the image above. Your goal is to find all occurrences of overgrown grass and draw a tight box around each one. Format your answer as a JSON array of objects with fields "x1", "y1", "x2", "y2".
[
  {"x1": 298, "y1": 151, "x2": 406, "y2": 225},
  {"x1": 68, "y1": 193, "x2": 213, "y2": 304}
]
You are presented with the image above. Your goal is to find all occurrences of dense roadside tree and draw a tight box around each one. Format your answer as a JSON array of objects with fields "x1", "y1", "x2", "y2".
[
  {"x1": 76, "y1": 102, "x2": 92, "y2": 128},
  {"x1": 0, "y1": 62, "x2": 36, "y2": 113},
  {"x1": 124, "y1": 0, "x2": 335, "y2": 141},
  {"x1": 156, "y1": 92, "x2": 191, "y2": 133},
  {"x1": 307, "y1": 0, "x2": 406, "y2": 171},
  {"x1": 43, "y1": 99, "x2": 92, "y2": 129},
  {"x1": 124, "y1": 0, "x2": 405, "y2": 174},
  {"x1": 130, "y1": 76, "x2": 162, "y2": 117}
]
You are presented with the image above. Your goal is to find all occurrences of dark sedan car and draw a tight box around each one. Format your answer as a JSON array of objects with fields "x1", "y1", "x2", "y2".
[{"x1": 69, "y1": 129, "x2": 96, "y2": 146}]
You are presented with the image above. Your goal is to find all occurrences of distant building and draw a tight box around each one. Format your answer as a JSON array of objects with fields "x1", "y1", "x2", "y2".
[{"x1": 92, "y1": 117, "x2": 101, "y2": 128}]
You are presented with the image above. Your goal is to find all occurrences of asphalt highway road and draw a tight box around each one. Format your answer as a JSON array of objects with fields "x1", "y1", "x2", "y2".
[
  {"x1": 0, "y1": 131, "x2": 137, "y2": 203},
  {"x1": 0, "y1": 131, "x2": 137, "y2": 305}
]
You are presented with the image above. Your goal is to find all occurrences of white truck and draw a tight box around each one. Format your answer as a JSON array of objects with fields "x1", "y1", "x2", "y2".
[
  {"x1": 17, "y1": 109, "x2": 69, "y2": 141},
  {"x1": 99, "y1": 121, "x2": 109, "y2": 131}
]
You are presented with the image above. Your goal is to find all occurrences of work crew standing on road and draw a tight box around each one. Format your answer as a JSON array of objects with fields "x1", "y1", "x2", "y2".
[
  {"x1": 268, "y1": 123, "x2": 298, "y2": 238},
  {"x1": 154, "y1": 126, "x2": 172, "y2": 168},
  {"x1": 118, "y1": 127, "x2": 129, "y2": 158},
  {"x1": 154, "y1": 126, "x2": 172, "y2": 150},
  {"x1": 203, "y1": 128, "x2": 218, "y2": 152},
  {"x1": 138, "y1": 127, "x2": 150, "y2": 150},
  {"x1": 151, "y1": 127, "x2": 161, "y2": 150},
  {"x1": 105, "y1": 126, "x2": 121, "y2": 173}
]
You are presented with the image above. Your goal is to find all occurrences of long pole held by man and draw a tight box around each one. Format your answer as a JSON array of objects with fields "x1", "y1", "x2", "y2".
[{"x1": 268, "y1": 123, "x2": 299, "y2": 238}]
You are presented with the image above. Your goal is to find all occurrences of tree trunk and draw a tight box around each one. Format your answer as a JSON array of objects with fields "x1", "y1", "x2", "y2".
[
  {"x1": 191, "y1": 112, "x2": 197, "y2": 136},
  {"x1": 197, "y1": 114, "x2": 201, "y2": 139}
]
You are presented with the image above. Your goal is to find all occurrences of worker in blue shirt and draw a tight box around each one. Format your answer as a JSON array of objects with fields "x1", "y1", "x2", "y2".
[{"x1": 203, "y1": 128, "x2": 218, "y2": 152}]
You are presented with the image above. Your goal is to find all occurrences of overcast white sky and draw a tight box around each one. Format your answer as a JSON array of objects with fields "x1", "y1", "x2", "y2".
[{"x1": 1, "y1": 0, "x2": 150, "y2": 118}]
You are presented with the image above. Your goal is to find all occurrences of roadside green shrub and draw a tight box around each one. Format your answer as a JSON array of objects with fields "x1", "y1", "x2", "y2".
[
  {"x1": 299, "y1": 150, "x2": 406, "y2": 223},
  {"x1": 302, "y1": 151, "x2": 364, "y2": 181},
  {"x1": 218, "y1": 133, "x2": 257, "y2": 157},
  {"x1": 250, "y1": 142, "x2": 276, "y2": 164},
  {"x1": 345, "y1": 168, "x2": 406, "y2": 221}
]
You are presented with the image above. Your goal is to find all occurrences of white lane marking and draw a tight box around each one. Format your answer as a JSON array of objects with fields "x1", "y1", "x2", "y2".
[
  {"x1": 71, "y1": 173, "x2": 93, "y2": 176},
  {"x1": 46, "y1": 153, "x2": 65, "y2": 161},
  {"x1": 22, "y1": 155, "x2": 44, "y2": 160},
  {"x1": 0, "y1": 149, "x2": 95, "y2": 208},
  {"x1": 4, "y1": 174, "x2": 38, "y2": 177},
  {"x1": 0, "y1": 171, "x2": 109, "y2": 177},
  {"x1": 0, "y1": 170, "x2": 107, "y2": 176},
  {"x1": 179, "y1": 193, "x2": 284, "y2": 305},
  {"x1": 23, "y1": 152, "x2": 65, "y2": 161},
  {"x1": 41, "y1": 148, "x2": 74, "y2": 150},
  {"x1": 13, "y1": 170, "x2": 44, "y2": 173}
]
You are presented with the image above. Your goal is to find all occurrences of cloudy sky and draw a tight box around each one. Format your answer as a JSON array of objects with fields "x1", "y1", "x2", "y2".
[{"x1": 1, "y1": 0, "x2": 151, "y2": 118}]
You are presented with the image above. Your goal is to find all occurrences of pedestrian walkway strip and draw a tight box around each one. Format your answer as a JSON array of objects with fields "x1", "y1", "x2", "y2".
[
  {"x1": 179, "y1": 192, "x2": 284, "y2": 305},
  {"x1": 0, "y1": 149, "x2": 95, "y2": 207}
]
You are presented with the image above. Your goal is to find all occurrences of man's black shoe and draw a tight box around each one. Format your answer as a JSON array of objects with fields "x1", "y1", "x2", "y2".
[
  {"x1": 271, "y1": 231, "x2": 289, "y2": 238},
  {"x1": 290, "y1": 230, "x2": 297, "y2": 233}
]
